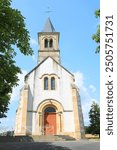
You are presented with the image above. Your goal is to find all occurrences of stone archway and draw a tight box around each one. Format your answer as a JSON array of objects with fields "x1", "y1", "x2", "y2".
[{"x1": 36, "y1": 99, "x2": 64, "y2": 135}]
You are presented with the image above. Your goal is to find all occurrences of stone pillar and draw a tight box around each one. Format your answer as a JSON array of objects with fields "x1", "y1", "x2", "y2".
[
  {"x1": 39, "y1": 113, "x2": 43, "y2": 135},
  {"x1": 20, "y1": 84, "x2": 28, "y2": 135},
  {"x1": 72, "y1": 87, "x2": 81, "y2": 139}
]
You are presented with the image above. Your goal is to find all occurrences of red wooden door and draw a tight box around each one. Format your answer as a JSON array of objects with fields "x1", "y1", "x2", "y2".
[{"x1": 44, "y1": 113, "x2": 56, "y2": 135}]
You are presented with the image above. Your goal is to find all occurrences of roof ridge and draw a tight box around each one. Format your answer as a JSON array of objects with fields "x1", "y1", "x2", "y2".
[{"x1": 25, "y1": 56, "x2": 74, "y2": 79}]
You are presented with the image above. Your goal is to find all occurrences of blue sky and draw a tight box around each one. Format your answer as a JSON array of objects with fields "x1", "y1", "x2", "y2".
[{"x1": 0, "y1": 0, "x2": 100, "y2": 131}]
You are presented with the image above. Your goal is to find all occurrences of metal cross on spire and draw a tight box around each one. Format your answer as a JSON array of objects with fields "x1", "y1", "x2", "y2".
[{"x1": 45, "y1": 7, "x2": 53, "y2": 14}]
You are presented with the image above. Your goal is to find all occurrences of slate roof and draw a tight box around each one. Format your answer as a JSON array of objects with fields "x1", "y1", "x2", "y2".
[{"x1": 42, "y1": 18, "x2": 55, "y2": 32}]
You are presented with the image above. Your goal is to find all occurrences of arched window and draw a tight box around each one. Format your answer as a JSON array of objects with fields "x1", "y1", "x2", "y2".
[
  {"x1": 51, "y1": 77, "x2": 55, "y2": 90},
  {"x1": 44, "y1": 39, "x2": 48, "y2": 48},
  {"x1": 44, "y1": 107, "x2": 56, "y2": 113},
  {"x1": 44, "y1": 77, "x2": 48, "y2": 90},
  {"x1": 49, "y1": 39, "x2": 53, "y2": 48}
]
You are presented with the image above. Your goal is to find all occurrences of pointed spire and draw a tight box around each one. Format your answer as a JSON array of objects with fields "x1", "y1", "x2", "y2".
[{"x1": 42, "y1": 18, "x2": 55, "y2": 32}]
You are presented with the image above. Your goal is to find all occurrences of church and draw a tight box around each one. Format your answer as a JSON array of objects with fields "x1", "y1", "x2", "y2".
[{"x1": 14, "y1": 18, "x2": 85, "y2": 139}]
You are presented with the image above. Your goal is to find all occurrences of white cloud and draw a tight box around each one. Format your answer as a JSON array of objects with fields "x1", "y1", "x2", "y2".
[
  {"x1": 89, "y1": 84, "x2": 96, "y2": 93},
  {"x1": 10, "y1": 70, "x2": 27, "y2": 102},
  {"x1": 32, "y1": 54, "x2": 37, "y2": 62},
  {"x1": 30, "y1": 38, "x2": 38, "y2": 62},
  {"x1": 74, "y1": 71, "x2": 99, "y2": 125},
  {"x1": 74, "y1": 71, "x2": 84, "y2": 87},
  {"x1": 74, "y1": 71, "x2": 89, "y2": 98},
  {"x1": 30, "y1": 38, "x2": 38, "y2": 46},
  {"x1": 0, "y1": 117, "x2": 15, "y2": 132}
]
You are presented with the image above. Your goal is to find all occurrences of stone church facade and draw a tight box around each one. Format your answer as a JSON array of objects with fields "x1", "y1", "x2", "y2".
[{"x1": 14, "y1": 18, "x2": 85, "y2": 139}]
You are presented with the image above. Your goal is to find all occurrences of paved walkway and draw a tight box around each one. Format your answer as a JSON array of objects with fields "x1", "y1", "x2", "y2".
[{"x1": 0, "y1": 140, "x2": 100, "y2": 150}]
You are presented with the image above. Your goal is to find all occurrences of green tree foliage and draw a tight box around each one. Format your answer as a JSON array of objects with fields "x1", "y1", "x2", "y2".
[
  {"x1": 92, "y1": 9, "x2": 100, "y2": 53},
  {"x1": 88, "y1": 101, "x2": 100, "y2": 136},
  {"x1": 0, "y1": 0, "x2": 33, "y2": 118}
]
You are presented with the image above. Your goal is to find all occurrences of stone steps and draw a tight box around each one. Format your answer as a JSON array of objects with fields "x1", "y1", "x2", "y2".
[
  {"x1": 32, "y1": 135, "x2": 64, "y2": 142},
  {"x1": 31, "y1": 135, "x2": 76, "y2": 142},
  {"x1": 55, "y1": 135, "x2": 76, "y2": 141}
]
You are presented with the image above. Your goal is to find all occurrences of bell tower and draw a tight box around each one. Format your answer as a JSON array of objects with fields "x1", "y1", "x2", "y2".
[{"x1": 38, "y1": 18, "x2": 60, "y2": 64}]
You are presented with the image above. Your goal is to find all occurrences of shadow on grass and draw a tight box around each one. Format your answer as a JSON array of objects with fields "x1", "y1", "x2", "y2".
[
  {"x1": 0, "y1": 141, "x2": 71, "y2": 150},
  {"x1": 0, "y1": 135, "x2": 33, "y2": 142}
]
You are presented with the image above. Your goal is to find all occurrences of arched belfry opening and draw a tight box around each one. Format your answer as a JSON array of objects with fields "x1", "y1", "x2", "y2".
[
  {"x1": 44, "y1": 39, "x2": 48, "y2": 48},
  {"x1": 44, "y1": 38, "x2": 53, "y2": 48},
  {"x1": 49, "y1": 39, "x2": 53, "y2": 48}
]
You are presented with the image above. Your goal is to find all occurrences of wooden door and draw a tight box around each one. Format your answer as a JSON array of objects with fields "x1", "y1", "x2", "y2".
[{"x1": 44, "y1": 113, "x2": 56, "y2": 135}]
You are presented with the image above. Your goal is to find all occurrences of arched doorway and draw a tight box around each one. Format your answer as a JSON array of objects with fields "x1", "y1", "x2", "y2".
[
  {"x1": 44, "y1": 106, "x2": 56, "y2": 135},
  {"x1": 37, "y1": 99, "x2": 64, "y2": 135}
]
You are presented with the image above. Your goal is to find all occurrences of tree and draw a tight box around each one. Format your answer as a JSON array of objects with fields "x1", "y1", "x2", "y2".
[
  {"x1": 92, "y1": 9, "x2": 100, "y2": 53},
  {"x1": 0, "y1": 0, "x2": 33, "y2": 118},
  {"x1": 88, "y1": 101, "x2": 100, "y2": 136}
]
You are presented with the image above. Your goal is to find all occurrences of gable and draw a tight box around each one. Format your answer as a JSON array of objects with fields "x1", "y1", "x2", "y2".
[{"x1": 25, "y1": 57, "x2": 74, "y2": 80}]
